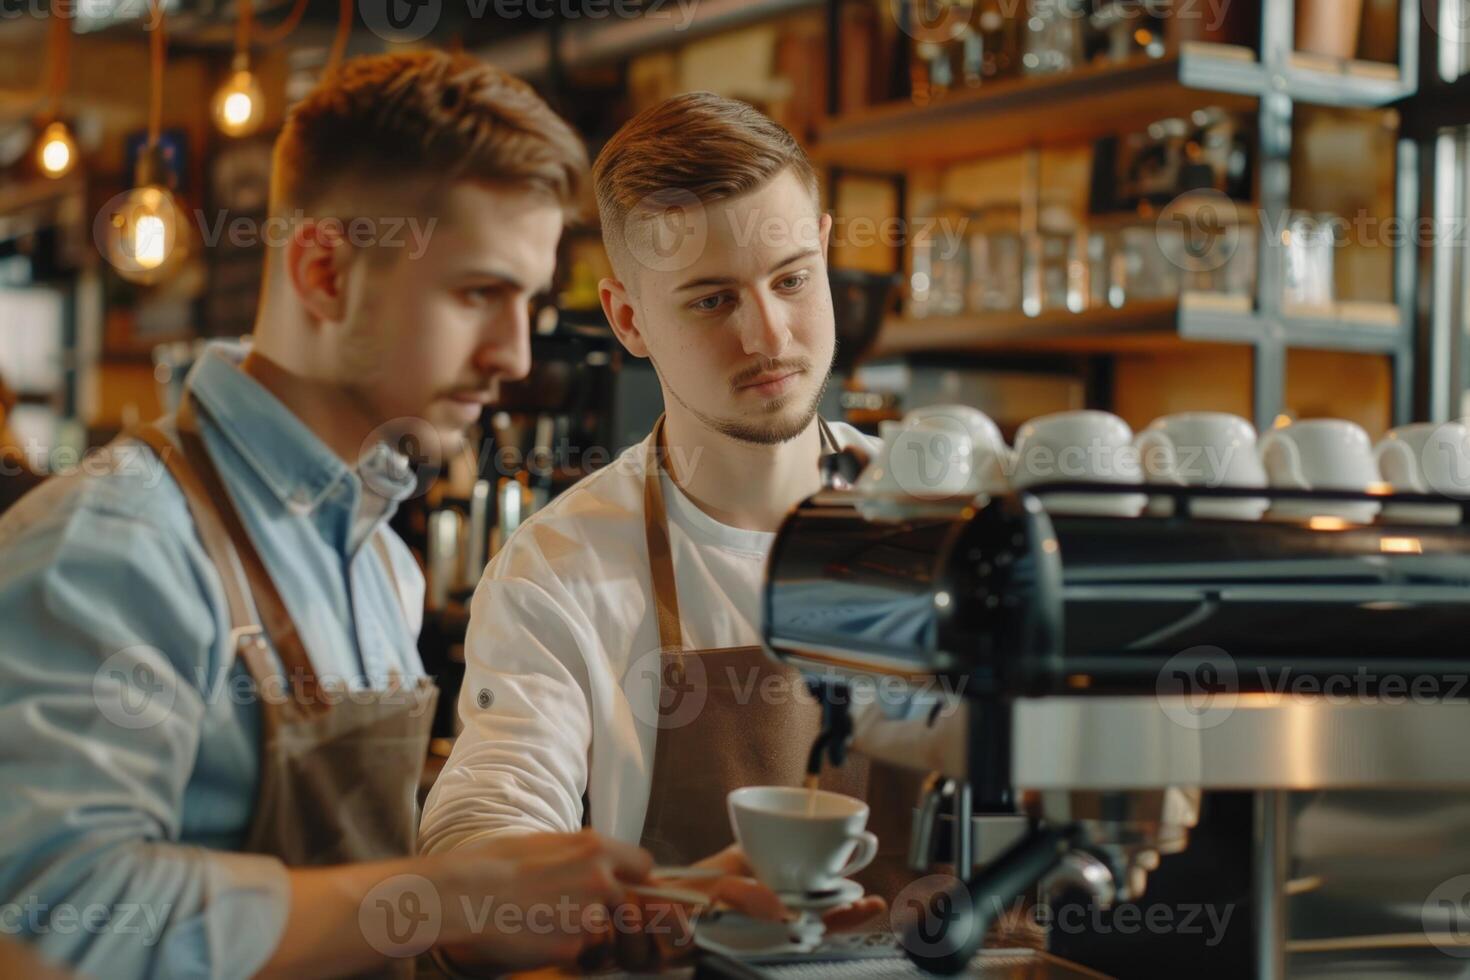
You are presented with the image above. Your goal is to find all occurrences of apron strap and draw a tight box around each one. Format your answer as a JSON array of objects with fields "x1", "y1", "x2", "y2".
[
  {"x1": 173, "y1": 394, "x2": 329, "y2": 712},
  {"x1": 132, "y1": 423, "x2": 263, "y2": 654},
  {"x1": 817, "y1": 416, "x2": 839, "y2": 454},
  {"x1": 643, "y1": 415, "x2": 685, "y2": 654},
  {"x1": 642, "y1": 414, "x2": 840, "y2": 655}
]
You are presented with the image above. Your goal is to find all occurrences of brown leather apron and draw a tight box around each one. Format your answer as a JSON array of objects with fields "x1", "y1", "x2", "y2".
[
  {"x1": 634, "y1": 415, "x2": 923, "y2": 905},
  {"x1": 132, "y1": 391, "x2": 438, "y2": 976}
]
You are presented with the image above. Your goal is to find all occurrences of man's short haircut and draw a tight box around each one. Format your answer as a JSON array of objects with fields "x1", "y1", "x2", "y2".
[
  {"x1": 272, "y1": 50, "x2": 588, "y2": 220},
  {"x1": 592, "y1": 92, "x2": 819, "y2": 281}
]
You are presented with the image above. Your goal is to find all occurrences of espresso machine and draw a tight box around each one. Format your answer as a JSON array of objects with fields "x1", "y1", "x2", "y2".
[{"x1": 764, "y1": 475, "x2": 1470, "y2": 977}]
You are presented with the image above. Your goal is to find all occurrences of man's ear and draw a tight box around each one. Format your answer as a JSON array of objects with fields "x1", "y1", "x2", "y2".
[
  {"x1": 819, "y1": 212, "x2": 833, "y2": 261},
  {"x1": 284, "y1": 218, "x2": 351, "y2": 325},
  {"x1": 600, "y1": 277, "x2": 649, "y2": 358}
]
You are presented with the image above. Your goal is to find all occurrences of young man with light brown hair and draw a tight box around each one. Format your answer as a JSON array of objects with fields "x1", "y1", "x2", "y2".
[
  {"x1": 0, "y1": 51, "x2": 676, "y2": 978},
  {"x1": 423, "y1": 92, "x2": 946, "y2": 923}
]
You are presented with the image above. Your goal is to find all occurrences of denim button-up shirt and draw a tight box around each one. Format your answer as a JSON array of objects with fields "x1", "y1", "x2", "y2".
[{"x1": 0, "y1": 343, "x2": 425, "y2": 978}]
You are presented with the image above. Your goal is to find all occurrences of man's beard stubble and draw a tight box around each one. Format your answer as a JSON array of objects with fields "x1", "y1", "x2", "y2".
[{"x1": 653, "y1": 342, "x2": 839, "y2": 447}]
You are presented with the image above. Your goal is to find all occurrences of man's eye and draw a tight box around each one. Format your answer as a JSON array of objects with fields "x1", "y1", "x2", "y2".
[
  {"x1": 465, "y1": 285, "x2": 504, "y2": 303},
  {"x1": 692, "y1": 294, "x2": 727, "y2": 312},
  {"x1": 778, "y1": 275, "x2": 808, "y2": 291}
]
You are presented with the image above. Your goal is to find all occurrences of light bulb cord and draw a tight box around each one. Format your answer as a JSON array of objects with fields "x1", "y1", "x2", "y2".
[
  {"x1": 234, "y1": 0, "x2": 253, "y2": 61},
  {"x1": 44, "y1": 5, "x2": 72, "y2": 118},
  {"x1": 327, "y1": 0, "x2": 352, "y2": 74},
  {"x1": 148, "y1": 0, "x2": 166, "y2": 147},
  {"x1": 253, "y1": 0, "x2": 309, "y2": 46}
]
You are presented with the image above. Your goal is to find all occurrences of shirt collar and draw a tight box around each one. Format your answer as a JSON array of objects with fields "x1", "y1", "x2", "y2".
[
  {"x1": 184, "y1": 342, "x2": 417, "y2": 517},
  {"x1": 358, "y1": 438, "x2": 420, "y2": 505}
]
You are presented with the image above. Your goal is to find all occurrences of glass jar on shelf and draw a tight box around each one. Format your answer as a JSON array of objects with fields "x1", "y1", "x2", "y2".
[
  {"x1": 966, "y1": 205, "x2": 1024, "y2": 314},
  {"x1": 1088, "y1": 0, "x2": 1168, "y2": 64},
  {"x1": 1153, "y1": 194, "x2": 1253, "y2": 299},
  {"x1": 1120, "y1": 223, "x2": 1182, "y2": 302},
  {"x1": 908, "y1": 206, "x2": 969, "y2": 319},
  {"x1": 979, "y1": 0, "x2": 1020, "y2": 79},
  {"x1": 1021, "y1": 0, "x2": 1084, "y2": 76},
  {"x1": 1283, "y1": 212, "x2": 1339, "y2": 309},
  {"x1": 906, "y1": 0, "x2": 975, "y2": 102},
  {"x1": 1086, "y1": 228, "x2": 1128, "y2": 310},
  {"x1": 1218, "y1": 213, "x2": 1259, "y2": 301},
  {"x1": 907, "y1": 229, "x2": 935, "y2": 318},
  {"x1": 931, "y1": 207, "x2": 971, "y2": 317},
  {"x1": 1024, "y1": 230, "x2": 1084, "y2": 316}
]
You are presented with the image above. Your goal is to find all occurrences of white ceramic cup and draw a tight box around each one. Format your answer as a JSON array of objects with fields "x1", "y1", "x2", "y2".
[
  {"x1": 1134, "y1": 412, "x2": 1269, "y2": 521},
  {"x1": 862, "y1": 407, "x2": 1010, "y2": 503},
  {"x1": 727, "y1": 787, "x2": 879, "y2": 895},
  {"x1": 1259, "y1": 419, "x2": 1382, "y2": 523},
  {"x1": 903, "y1": 405, "x2": 1007, "y2": 458},
  {"x1": 1011, "y1": 410, "x2": 1146, "y2": 517},
  {"x1": 1374, "y1": 421, "x2": 1470, "y2": 525}
]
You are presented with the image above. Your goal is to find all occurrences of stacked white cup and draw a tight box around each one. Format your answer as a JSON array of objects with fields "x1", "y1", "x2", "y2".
[
  {"x1": 1374, "y1": 421, "x2": 1470, "y2": 524},
  {"x1": 1135, "y1": 412, "x2": 1270, "y2": 521},
  {"x1": 1010, "y1": 410, "x2": 1147, "y2": 517},
  {"x1": 1259, "y1": 419, "x2": 1383, "y2": 523},
  {"x1": 856, "y1": 405, "x2": 1470, "y2": 528}
]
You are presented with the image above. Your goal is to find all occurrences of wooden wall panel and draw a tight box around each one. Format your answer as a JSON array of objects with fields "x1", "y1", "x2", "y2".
[{"x1": 1111, "y1": 346, "x2": 1254, "y2": 430}]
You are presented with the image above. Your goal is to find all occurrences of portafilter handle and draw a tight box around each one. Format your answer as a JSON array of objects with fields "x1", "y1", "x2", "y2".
[{"x1": 905, "y1": 823, "x2": 1087, "y2": 976}]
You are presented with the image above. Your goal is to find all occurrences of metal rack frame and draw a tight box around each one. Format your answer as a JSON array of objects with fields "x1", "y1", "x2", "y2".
[
  {"x1": 1400, "y1": 0, "x2": 1470, "y2": 422},
  {"x1": 823, "y1": 0, "x2": 1429, "y2": 431}
]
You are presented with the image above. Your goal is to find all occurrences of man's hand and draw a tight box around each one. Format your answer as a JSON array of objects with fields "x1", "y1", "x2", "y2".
[
  {"x1": 434, "y1": 829, "x2": 654, "y2": 973},
  {"x1": 608, "y1": 845, "x2": 889, "y2": 970},
  {"x1": 689, "y1": 844, "x2": 886, "y2": 931}
]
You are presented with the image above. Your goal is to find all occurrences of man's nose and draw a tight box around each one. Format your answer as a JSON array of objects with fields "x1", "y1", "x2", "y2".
[
  {"x1": 738, "y1": 291, "x2": 792, "y2": 359},
  {"x1": 473, "y1": 303, "x2": 533, "y2": 383}
]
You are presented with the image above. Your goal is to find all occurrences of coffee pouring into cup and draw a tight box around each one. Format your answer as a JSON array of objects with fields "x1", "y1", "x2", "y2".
[{"x1": 727, "y1": 787, "x2": 879, "y2": 898}]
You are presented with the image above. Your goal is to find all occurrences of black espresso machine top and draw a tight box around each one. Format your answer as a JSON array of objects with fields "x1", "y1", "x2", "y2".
[
  {"x1": 763, "y1": 482, "x2": 1470, "y2": 976},
  {"x1": 764, "y1": 482, "x2": 1470, "y2": 700}
]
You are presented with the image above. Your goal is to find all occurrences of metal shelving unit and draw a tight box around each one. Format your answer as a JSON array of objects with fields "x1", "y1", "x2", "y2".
[
  {"x1": 824, "y1": 0, "x2": 1424, "y2": 431},
  {"x1": 1400, "y1": 0, "x2": 1470, "y2": 423}
]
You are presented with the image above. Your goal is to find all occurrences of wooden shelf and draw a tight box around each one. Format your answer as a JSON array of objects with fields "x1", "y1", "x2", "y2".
[
  {"x1": 869, "y1": 296, "x2": 1409, "y2": 358},
  {"x1": 811, "y1": 42, "x2": 1415, "y2": 172},
  {"x1": 810, "y1": 55, "x2": 1257, "y2": 171},
  {"x1": 871, "y1": 299, "x2": 1196, "y2": 356}
]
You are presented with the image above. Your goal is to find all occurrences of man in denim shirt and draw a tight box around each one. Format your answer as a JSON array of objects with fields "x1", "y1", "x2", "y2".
[{"x1": 0, "y1": 52, "x2": 668, "y2": 978}]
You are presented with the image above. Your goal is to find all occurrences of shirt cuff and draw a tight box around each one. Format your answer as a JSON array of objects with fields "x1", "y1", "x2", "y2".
[{"x1": 193, "y1": 849, "x2": 291, "y2": 980}]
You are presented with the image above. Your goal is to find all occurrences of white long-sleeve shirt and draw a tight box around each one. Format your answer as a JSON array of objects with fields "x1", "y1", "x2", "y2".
[{"x1": 419, "y1": 423, "x2": 968, "y2": 855}]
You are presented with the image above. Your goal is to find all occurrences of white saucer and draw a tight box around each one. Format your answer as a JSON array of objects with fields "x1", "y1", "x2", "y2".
[
  {"x1": 694, "y1": 910, "x2": 821, "y2": 959},
  {"x1": 775, "y1": 877, "x2": 865, "y2": 911}
]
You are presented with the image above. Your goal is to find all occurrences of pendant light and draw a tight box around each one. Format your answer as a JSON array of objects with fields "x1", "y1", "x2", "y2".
[
  {"x1": 211, "y1": 0, "x2": 264, "y2": 137},
  {"x1": 34, "y1": 7, "x2": 77, "y2": 179},
  {"x1": 101, "y1": 0, "x2": 188, "y2": 285}
]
